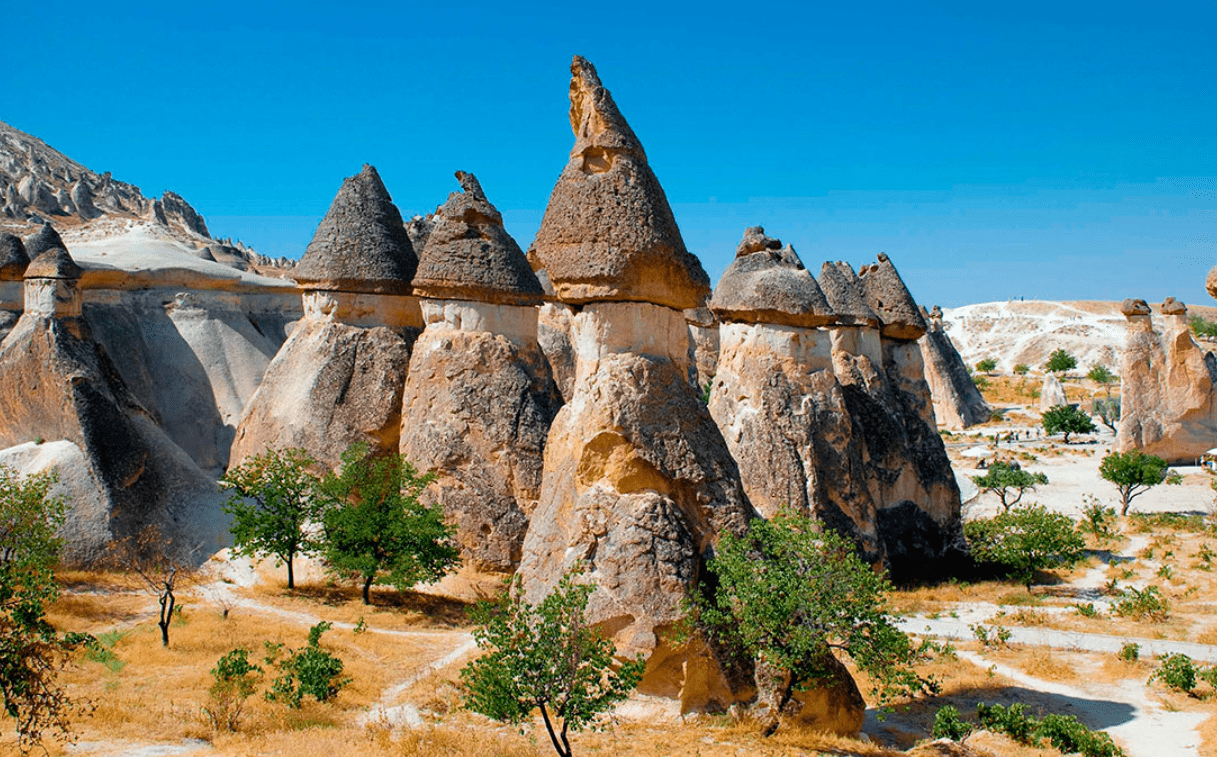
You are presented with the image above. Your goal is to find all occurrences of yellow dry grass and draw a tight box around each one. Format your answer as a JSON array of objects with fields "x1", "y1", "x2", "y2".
[{"x1": 1200, "y1": 712, "x2": 1217, "y2": 757}]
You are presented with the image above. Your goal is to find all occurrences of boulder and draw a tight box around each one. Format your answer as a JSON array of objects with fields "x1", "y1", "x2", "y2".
[
  {"x1": 400, "y1": 174, "x2": 561, "y2": 576},
  {"x1": 1039, "y1": 372, "x2": 1068, "y2": 410},
  {"x1": 528, "y1": 57, "x2": 710, "y2": 311},
  {"x1": 919, "y1": 306, "x2": 993, "y2": 429},
  {"x1": 1117, "y1": 298, "x2": 1217, "y2": 462}
]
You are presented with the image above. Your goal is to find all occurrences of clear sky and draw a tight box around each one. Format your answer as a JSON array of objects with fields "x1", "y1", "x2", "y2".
[{"x1": 5, "y1": 1, "x2": 1215, "y2": 307}]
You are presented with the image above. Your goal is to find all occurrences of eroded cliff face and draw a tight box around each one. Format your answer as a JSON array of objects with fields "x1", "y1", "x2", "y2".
[
  {"x1": 919, "y1": 306, "x2": 992, "y2": 430},
  {"x1": 1117, "y1": 298, "x2": 1217, "y2": 463}
]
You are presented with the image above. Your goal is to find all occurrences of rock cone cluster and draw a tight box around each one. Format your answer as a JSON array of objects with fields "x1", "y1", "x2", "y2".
[{"x1": 1117, "y1": 297, "x2": 1217, "y2": 462}]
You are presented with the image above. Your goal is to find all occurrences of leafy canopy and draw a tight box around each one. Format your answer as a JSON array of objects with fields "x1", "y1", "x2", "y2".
[
  {"x1": 0, "y1": 466, "x2": 91, "y2": 751},
  {"x1": 964, "y1": 504, "x2": 1086, "y2": 589},
  {"x1": 461, "y1": 567, "x2": 644, "y2": 757},
  {"x1": 317, "y1": 443, "x2": 460, "y2": 604},
  {"x1": 1099, "y1": 450, "x2": 1181, "y2": 516},
  {"x1": 1086, "y1": 365, "x2": 1116, "y2": 386},
  {"x1": 1013, "y1": 363, "x2": 1031, "y2": 376},
  {"x1": 1044, "y1": 349, "x2": 1077, "y2": 373},
  {"x1": 1041, "y1": 404, "x2": 1096, "y2": 443},
  {"x1": 971, "y1": 462, "x2": 1048, "y2": 511},
  {"x1": 689, "y1": 509, "x2": 937, "y2": 735},
  {"x1": 975, "y1": 358, "x2": 998, "y2": 373},
  {"x1": 221, "y1": 448, "x2": 321, "y2": 589}
]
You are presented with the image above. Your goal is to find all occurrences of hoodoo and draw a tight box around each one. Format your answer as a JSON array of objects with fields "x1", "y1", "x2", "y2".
[
  {"x1": 919, "y1": 305, "x2": 993, "y2": 430},
  {"x1": 231, "y1": 165, "x2": 420, "y2": 468},
  {"x1": 400, "y1": 172, "x2": 560, "y2": 578},
  {"x1": 519, "y1": 56, "x2": 754, "y2": 713}
]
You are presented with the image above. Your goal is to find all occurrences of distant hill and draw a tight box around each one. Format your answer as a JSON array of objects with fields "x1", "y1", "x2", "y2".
[{"x1": 943, "y1": 299, "x2": 1217, "y2": 375}]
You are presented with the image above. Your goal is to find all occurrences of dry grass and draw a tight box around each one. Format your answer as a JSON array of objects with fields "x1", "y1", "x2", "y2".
[{"x1": 1200, "y1": 711, "x2": 1217, "y2": 757}]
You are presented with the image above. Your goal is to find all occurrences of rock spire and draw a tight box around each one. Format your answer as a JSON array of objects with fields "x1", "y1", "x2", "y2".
[
  {"x1": 819, "y1": 261, "x2": 879, "y2": 327},
  {"x1": 708, "y1": 227, "x2": 834, "y2": 328},
  {"x1": 857, "y1": 254, "x2": 927, "y2": 340}
]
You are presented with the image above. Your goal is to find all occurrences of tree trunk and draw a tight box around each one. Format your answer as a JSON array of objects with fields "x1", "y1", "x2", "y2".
[
  {"x1": 159, "y1": 590, "x2": 175, "y2": 647},
  {"x1": 287, "y1": 558, "x2": 295, "y2": 590},
  {"x1": 538, "y1": 703, "x2": 570, "y2": 757},
  {"x1": 362, "y1": 574, "x2": 374, "y2": 605}
]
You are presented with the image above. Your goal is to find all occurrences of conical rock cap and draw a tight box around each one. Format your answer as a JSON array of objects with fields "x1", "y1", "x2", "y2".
[
  {"x1": 709, "y1": 226, "x2": 833, "y2": 327},
  {"x1": 293, "y1": 165, "x2": 417, "y2": 294},
  {"x1": 26, "y1": 245, "x2": 82, "y2": 280},
  {"x1": 858, "y1": 254, "x2": 926, "y2": 340},
  {"x1": 529, "y1": 56, "x2": 710, "y2": 311},
  {"x1": 818, "y1": 261, "x2": 878, "y2": 328},
  {"x1": 412, "y1": 172, "x2": 543, "y2": 306},
  {"x1": 24, "y1": 223, "x2": 66, "y2": 261},
  {"x1": 0, "y1": 233, "x2": 29, "y2": 281}
]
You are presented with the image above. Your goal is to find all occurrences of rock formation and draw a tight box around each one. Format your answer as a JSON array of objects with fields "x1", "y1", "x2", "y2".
[
  {"x1": 821, "y1": 257, "x2": 965, "y2": 578},
  {"x1": 0, "y1": 232, "x2": 28, "y2": 339},
  {"x1": 519, "y1": 57, "x2": 756, "y2": 712},
  {"x1": 231, "y1": 165, "x2": 420, "y2": 469},
  {"x1": 1117, "y1": 297, "x2": 1217, "y2": 462},
  {"x1": 0, "y1": 233, "x2": 225, "y2": 561},
  {"x1": 1039, "y1": 372, "x2": 1068, "y2": 410},
  {"x1": 919, "y1": 305, "x2": 993, "y2": 429},
  {"x1": 707, "y1": 227, "x2": 880, "y2": 557},
  {"x1": 400, "y1": 172, "x2": 560, "y2": 576}
]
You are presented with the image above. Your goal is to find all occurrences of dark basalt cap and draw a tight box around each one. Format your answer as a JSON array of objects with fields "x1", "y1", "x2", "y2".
[
  {"x1": 412, "y1": 172, "x2": 543, "y2": 306},
  {"x1": 1161, "y1": 297, "x2": 1188, "y2": 316},
  {"x1": 24, "y1": 223, "x2": 66, "y2": 261},
  {"x1": 818, "y1": 261, "x2": 879, "y2": 328},
  {"x1": 25, "y1": 246, "x2": 83, "y2": 280},
  {"x1": 293, "y1": 165, "x2": 417, "y2": 294},
  {"x1": 1121, "y1": 298, "x2": 1152, "y2": 317},
  {"x1": 0, "y1": 233, "x2": 30, "y2": 281},
  {"x1": 709, "y1": 226, "x2": 834, "y2": 328},
  {"x1": 857, "y1": 253, "x2": 927, "y2": 340},
  {"x1": 528, "y1": 56, "x2": 711, "y2": 311}
]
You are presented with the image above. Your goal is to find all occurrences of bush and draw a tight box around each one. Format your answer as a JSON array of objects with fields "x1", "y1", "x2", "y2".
[
  {"x1": 976, "y1": 358, "x2": 998, "y2": 373},
  {"x1": 964, "y1": 504, "x2": 1086, "y2": 589},
  {"x1": 1014, "y1": 363, "x2": 1030, "y2": 375},
  {"x1": 1042, "y1": 404, "x2": 1097, "y2": 443},
  {"x1": 264, "y1": 622, "x2": 350, "y2": 708},
  {"x1": 1112, "y1": 585, "x2": 1170, "y2": 622},
  {"x1": 203, "y1": 648, "x2": 262, "y2": 732},
  {"x1": 1117, "y1": 642, "x2": 1140, "y2": 662},
  {"x1": 1190, "y1": 315, "x2": 1217, "y2": 338},
  {"x1": 1080, "y1": 498, "x2": 1118, "y2": 543},
  {"x1": 975, "y1": 702, "x2": 1126, "y2": 757},
  {"x1": 1149, "y1": 653, "x2": 1198, "y2": 693},
  {"x1": 1045, "y1": 349, "x2": 1077, "y2": 373},
  {"x1": 932, "y1": 704, "x2": 971, "y2": 740},
  {"x1": 971, "y1": 462, "x2": 1048, "y2": 511}
]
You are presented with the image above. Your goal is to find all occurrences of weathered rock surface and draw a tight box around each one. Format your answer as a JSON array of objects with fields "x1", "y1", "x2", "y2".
[
  {"x1": 0, "y1": 232, "x2": 29, "y2": 280},
  {"x1": 292, "y1": 165, "x2": 417, "y2": 295},
  {"x1": 919, "y1": 305, "x2": 993, "y2": 429},
  {"x1": 684, "y1": 307, "x2": 719, "y2": 390},
  {"x1": 528, "y1": 57, "x2": 710, "y2": 311},
  {"x1": 819, "y1": 261, "x2": 879, "y2": 327},
  {"x1": 1117, "y1": 298, "x2": 1217, "y2": 462},
  {"x1": 708, "y1": 226, "x2": 833, "y2": 329},
  {"x1": 858, "y1": 253, "x2": 927, "y2": 341},
  {"x1": 401, "y1": 176, "x2": 560, "y2": 575},
  {"x1": 1039, "y1": 372, "x2": 1068, "y2": 410},
  {"x1": 537, "y1": 301, "x2": 577, "y2": 402}
]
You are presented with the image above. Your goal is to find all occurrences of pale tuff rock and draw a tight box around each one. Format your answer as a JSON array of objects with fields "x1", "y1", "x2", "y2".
[
  {"x1": 292, "y1": 165, "x2": 417, "y2": 295},
  {"x1": 537, "y1": 301, "x2": 577, "y2": 402},
  {"x1": 528, "y1": 57, "x2": 711, "y2": 310},
  {"x1": 411, "y1": 172, "x2": 544, "y2": 306},
  {"x1": 684, "y1": 306, "x2": 719, "y2": 390},
  {"x1": 24, "y1": 222, "x2": 68, "y2": 262},
  {"x1": 24, "y1": 241, "x2": 83, "y2": 319},
  {"x1": 819, "y1": 261, "x2": 879, "y2": 327},
  {"x1": 1117, "y1": 297, "x2": 1217, "y2": 463},
  {"x1": 919, "y1": 305, "x2": 993, "y2": 430},
  {"x1": 1039, "y1": 373, "x2": 1068, "y2": 410},
  {"x1": 708, "y1": 227, "x2": 834, "y2": 329},
  {"x1": 401, "y1": 177, "x2": 560, "y2": 576},
  {"x1": 708, "y1": 228, "x2": 879, "y2": 556},
  {"x1": 858, "y1": 253, "x2": 927, "y2": 341}
]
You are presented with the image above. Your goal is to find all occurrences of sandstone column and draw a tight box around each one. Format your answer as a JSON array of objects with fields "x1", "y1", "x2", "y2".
[
  {"x1": 918, "y1": 305, "x2": 993, "y2": 430},
  {"x1": 0, "y1": 232, "x2": 29, "y2": 340}
]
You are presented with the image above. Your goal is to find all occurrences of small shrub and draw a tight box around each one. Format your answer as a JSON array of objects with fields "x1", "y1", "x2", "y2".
[
  {"x1": 203, "y1": 648, "x2": 263, "y2": 732},
  {"x1": 976, "y1": 358, "x2": 998, "y2": 374},
  {"x1": 1117, "y1": 642, "x2": 1140, "y2": 662},
  {"x1": 1079, "y1": 498, "x2": 1118, "y2": 543},
  {"x1": 974, "y1": 375, "x2": 990, "y2": 390},
  {"x1": 1073, "y1": 603, "x2": 1100, "y2": 618},
  {"x1": 1014, "y1": 363, "x2": 1030, "y2": 376},
  {"x1": 971, "y1": 623, "x2": 1012, "y2": 649},
  {"x1": 265, "y1": 621, "x2": 350, "y2": 708},
  {"x1": 976, "y1": 702, "x2": 1035, "y2": 744},
  {"x1": 1037, "y1": 712, "x2": 1124, "y2": 757},
  {"x1": 1113, "y1": 585, "x2": 1170, "y2": 622},
  {"x1": 1149, "y1": 653, "x2": 1197, "y2": 693},
  {"x1": 932, "y1": 704, "x2": 971, "y2": 740}
]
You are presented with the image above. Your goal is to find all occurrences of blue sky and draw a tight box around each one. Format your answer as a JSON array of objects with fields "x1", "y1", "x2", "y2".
[{"x1": 5, "y1": 1, "x2": 1215, "y2": 307}]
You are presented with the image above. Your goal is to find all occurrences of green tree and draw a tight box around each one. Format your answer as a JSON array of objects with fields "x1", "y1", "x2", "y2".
[
  {"x1": 689, "y1": 508, "x2": 937, "y2": 736},
  {"x1": 975, "y1": 358, "x2": 998, "y2": 374},
  {"x1": 1041, "y1": 404, "x2": 1096, "y2": 443},
  {"x1": 0, "y1": 466, "x2": 91, "y2": 751},
  {"x1": 1044, "y1": 349, "x2": 1077, "y2": 373},
  {"x1": 1013, "y1": 363, "x2": 1030, "y2": 376},
  {"x1": 221, "y1": 448, "x2": 321, "y2": 589},
  {"x1": 316, "y1": 443, "x2": 460, "y2": 605},
  {"x1": 1099, "y1": 450, "x2": 1182, "y2": 516},
  {"x1": 971, "y1": 462, "x2": 1049, "y2": 511},
  {"x1": 264, "y1": 621, "x2": 350, "y2": 708},
  {"x1": 964, "y1": 504, "x2": 1086, "y2": 590},
  {"x1": 461, "y1": 568, "x2": 644, "y2": 757},
  {"x1": 1092, "y1": 397, "x2": 1120, "y2": 434},
  {"x1": 1189, "y1": 315, "x2": 1217, "y2": 339},
  {"x1": 1087, "y1": 365, "x2": 1117, "y2": 396}
]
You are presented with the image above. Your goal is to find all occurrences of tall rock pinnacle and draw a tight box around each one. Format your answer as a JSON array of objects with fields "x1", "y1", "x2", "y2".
[
  {"x1": 293, "y1": 165, "x2": 417, "y2": 294},
  {"x1": 529, "y1": 56, "x2": 711, "y2": 311}
]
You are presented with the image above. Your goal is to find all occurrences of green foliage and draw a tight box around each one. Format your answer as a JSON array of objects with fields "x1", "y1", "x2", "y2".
[
  {"x1": 1072, "y1": 603, "x2": 1100, "y2": 618},
  {"x1": 221, "y1": 448, "x2": 321, "y2": 590},
  {"x1": 1045, "y1": 348, "x2": 1077, "y2": 373},
  {"x1": 203, "y1": 648, "x2": 263, "y2": 731},
  {"x1": 1117, "y1": 642, "x2": 1140, "y2": 662},
  {"x1": 970, "y1": 623, "x2": 1012, "y2": 648},
  {"x1": 1013, "y1": 363, "x2": 1030, "y2": 376},
  {"x1": 977, "y1": 702, "x2": 1036, "y2": 744},
  {"x1": 1086, "y1": 365, "x2": 1116, "y2": 386},
  {"x1": 0, "y1": 466, "x2": 92, "y2": 751},
  {"x1": 689, "y1": 508, "x2": 937, "y2": 736},
  {"x1": 931, "y1": 704, "x2": 971, "y2": 740},
  {"x1": 461, "y1": 567, "x2": 644, "y2": 757},
  {"x1": 1149, "y1": 653, "x2": 1197, "y2": 693},
  {"x1": 1080, "y1": 499, "x2": 1119, "y2": 543},
  {"x1": 973, "y1": 375, "x2": 990, "y2": 390},
  {"x1": 1112, "y1": 585, "x2": 1169, "y2": 622},
  {"x1": 1099, "y1": 451, "x2": 1180, "y2": 516},
  {"x1": 971, "y1": 462, "x2": 1048, "y2": 511},
  {"x1": 1092, "y1": 397, "x2": 1121, "y2": 433},
  {"x1": 700, "y1": 376, "x2": 714, "y2": 405},
  {"x1": 975, "y1": 358, "x2": 998, "y2": 373},
  {"x1": 975, "y1": 703, "x2": 1125, "y2": 757},
  {"x1": 1041, "y1": 404, "x2": 1097, "y2": 443},
  {"x1": 964, "y1": 504, "x2": 1086, "y2": 589},
  {"x1": 1190, "y1": 315, "x2": 1217, "y2": 338},
  {"x1": 264, "y1": 622, "x2": 349, "y2": 709},
  {"x1": 316, "y1": 443, "x2": 460, "y2": 605}
]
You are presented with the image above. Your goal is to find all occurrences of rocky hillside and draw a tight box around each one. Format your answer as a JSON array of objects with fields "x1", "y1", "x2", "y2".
[
  {"x1": 943, "y1": 299, "x2": 1217, "y2": 374},
  {"x1": 0, "y1": 118, "x2": 291, "y2": 275}
]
